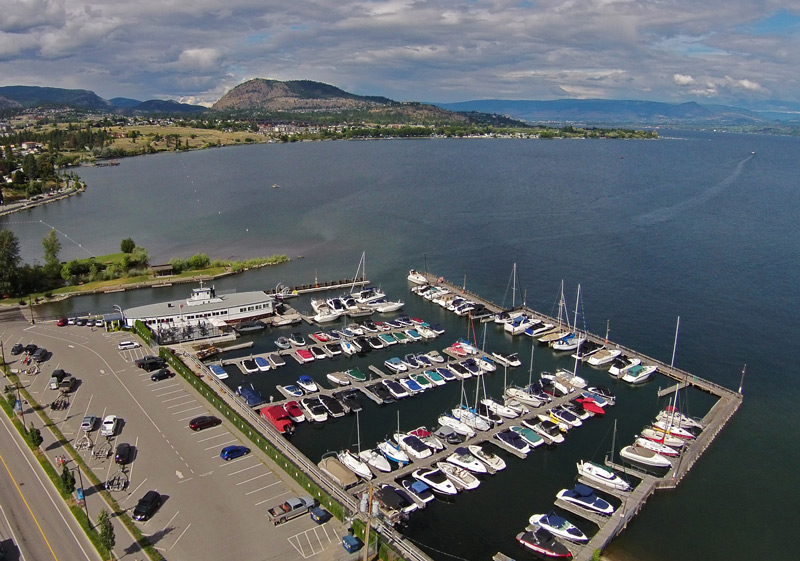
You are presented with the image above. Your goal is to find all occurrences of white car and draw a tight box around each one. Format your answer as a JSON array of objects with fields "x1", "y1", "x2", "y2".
[
  {"x1": 101, "y1": 415, "x2": 118, "y2": 437},
  {"x1": 118, "y1": 341, "x2": 141, "y2": 350}
]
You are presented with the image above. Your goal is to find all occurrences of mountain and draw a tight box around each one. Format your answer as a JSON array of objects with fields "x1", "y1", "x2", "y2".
[
  {"x1": 132, "y1": 99, "x2": 206, "y2": 113},
  {"x1": 212, "y1": 78, "x2": 392, "y2": 112},
  {"x1": 436, "y1": 99, "x2": 770, "y2": 125},
  {"x1": 0, "y1": 85, "x2": 111, "y2": 109},
  {"x1": 109, "y1": 97, "x2": 142, "y2": 108}
]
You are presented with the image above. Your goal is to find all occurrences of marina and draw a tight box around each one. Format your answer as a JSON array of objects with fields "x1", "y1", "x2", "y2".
[{"x1": 172, "y1": 270, "x2": 741, "y2": 561}]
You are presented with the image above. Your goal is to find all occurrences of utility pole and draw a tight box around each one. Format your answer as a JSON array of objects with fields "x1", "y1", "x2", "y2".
[
  {"x1": 362, "y1": 483, "x2": 373, "y2": 561},
  {"x1": 75, "y1": 467, "x2": 90, "y2": 524}
]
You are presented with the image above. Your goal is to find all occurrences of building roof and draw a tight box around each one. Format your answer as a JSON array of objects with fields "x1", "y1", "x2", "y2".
[{"x1": 124, "y1": 290, "x2": 273, "y2": 320}]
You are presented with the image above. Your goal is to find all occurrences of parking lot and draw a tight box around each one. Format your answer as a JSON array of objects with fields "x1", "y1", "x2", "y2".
[{"x1": 1, "y1": 319, "x2": 348, "y2": 561}]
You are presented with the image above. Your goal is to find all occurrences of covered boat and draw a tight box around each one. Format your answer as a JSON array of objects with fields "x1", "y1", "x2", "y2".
[
  {"x1": 557, "y1": 484, "x2": 615, "y2": 515},
  {"x1": 530, "y1": 511, "x2": 588, "y2": 543},
  {"x1": 516, "y1": 528, "x2": 573, "y2": 558}
]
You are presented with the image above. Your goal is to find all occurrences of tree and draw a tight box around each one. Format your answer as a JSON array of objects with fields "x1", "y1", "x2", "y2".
[
  {"x1": 42, "y1": 229, "x2": 62, "y2": 279},
  {"x1": 120, "y1": 237, "x2": 135, "y2": 253},
  {"x1": 27, "y1": 424, "x2": 43, "y2": 448},
  {"x1": 61, "y1": 464, "x2": 76, "y2": 493},
  {"x1": 97, "y1": 509, "x2": 115, "y2": 551},
  {"x1": 0, "y1": 229, "x2": 21, "y2": 296}
]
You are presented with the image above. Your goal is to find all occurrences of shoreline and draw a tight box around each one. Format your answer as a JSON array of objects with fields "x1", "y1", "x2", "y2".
[{"x1": 0, "y1": 183, "x2": 86, "y2": 218}]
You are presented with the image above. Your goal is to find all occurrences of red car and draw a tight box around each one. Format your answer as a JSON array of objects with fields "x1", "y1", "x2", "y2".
[{"x1": 56, "y1": 317, "x2": 68, "y2": 326}]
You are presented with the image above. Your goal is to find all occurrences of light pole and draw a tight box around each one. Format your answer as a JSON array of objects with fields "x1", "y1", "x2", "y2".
[{"x1": 73, "y1": 466, "x2": 90, "y2": 524}]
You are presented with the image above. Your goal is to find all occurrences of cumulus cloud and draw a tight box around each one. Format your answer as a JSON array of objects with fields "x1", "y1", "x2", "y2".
[
  {"x1": 673, "y1": 73, "x2": 695, "y2": 86},
  {"x1": 0, "y1": 1, "x2": 794, "y2": 103}
]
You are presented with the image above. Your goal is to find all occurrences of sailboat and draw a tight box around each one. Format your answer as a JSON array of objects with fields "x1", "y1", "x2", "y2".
[
  {"x1": 338, "y1": 411, "x2": 374, "y2": 479},
  {"x1": 539, "y1": 281, "x2": 572, "y2": 343},
  {"x1": 576, "y1": 420, "x2": 631, "y2": 491},
  {"x1": 551, "y1": 284, "x2": 587, "y2": 352}
]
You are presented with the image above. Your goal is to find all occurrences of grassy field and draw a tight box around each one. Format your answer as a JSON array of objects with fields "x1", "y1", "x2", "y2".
[{"x1": 108, "y1": 125, "x2": 267, "y2": 152}]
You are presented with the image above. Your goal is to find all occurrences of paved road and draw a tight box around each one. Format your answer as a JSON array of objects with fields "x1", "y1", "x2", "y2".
[
  {"x1": 1, "y1": 318, "x2": 348, "y2": 561},
  {"x1": 0, "y1": 403, "x2": 100, "y2": 561}
]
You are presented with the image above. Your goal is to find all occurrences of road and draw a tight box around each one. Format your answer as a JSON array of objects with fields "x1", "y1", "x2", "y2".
[{"x1": 0, "y1": 403, "x2": 99, "y2": 561}]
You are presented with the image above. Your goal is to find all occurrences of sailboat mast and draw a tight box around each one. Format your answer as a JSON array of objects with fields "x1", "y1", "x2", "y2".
[
  {"x1": 572, "y1": 284, "x2": 581, "y2": 334},
  {"x1": 512, "y1": 263, "x2": 517, "y2": 308},
  {"x1": 356, "y1": 409, "x2": 362, "y2": 454},
  {"x1": 670, "y1": 316, "x2": 680, "y2": 368}
]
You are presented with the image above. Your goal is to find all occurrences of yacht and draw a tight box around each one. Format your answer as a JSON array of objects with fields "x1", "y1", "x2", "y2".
[
  {"x1": 586, "y1": 347, "x2": 621, "y2": 366},
  {"x1": 437, "y1": 461, "x2": 480, "y2": 490},
  {"x1": 267, "y1": 353, "x2": 286, "y2": 368},
  {"x1": 437, "y1": 414, "x2": 476, "y2": 438},
  {"x1": 504, "y1": 386, "x2": 546, "y2": 407},
  {"x1": 319, "y1": 394, "x2": 346, "y2": 417},
  {"x1": 282, "y1": 401, "x2": 305, "y2": 423},
  {"x1": 635, "y1": 437, "x2": 679, "y2": 457},
  {"x1": 468, "y1": 444, "x2": 506, "y2": 471},
  {"x1": 300, "y1": 397, "x2": 328, "y2": 423},
  {"x1": 529, "y1": 512, "x2": 588, "y2": 543},
  {"x1": 576, "y1": 460, "x2": 630, "y2": 491},
  {"x1": 378, "y1": 440, "x2": 410, "y2": 466},
  {"x1": 451, "y1": 406, "x2": 491, "y2": 431},
  {"x1": 515, "y1": 528, "x2": 573, "y2": 559},
  {"x1": 394, "y1": 433, "x2": 432, "y2": 461},
  {"x1": 608, "y1": 355, "x2": 641, "y2": 377},
  {"x1": 480, "y1": 397, "x2": 519, "y2": 418},
  {"x1": 412, "y1": 467, "x2": 458, "y2": 496},
  {"x1": 621, "y1": 364, "x2": 658, "y2": 384},
  {"x1": 359, "y1": 448, "x2": 392, "y2": 473},
  {"x1": 446, "y1": 447, "x2": 488, "y2": 474},
  {"x1": 557, "y1": 484, "x2": 615, "y2": 515},
  {"x1": 620, "y1": 445, "x2": 673, "y2": 468},
  {"x1": 640, "y1": 427, "x2": 685, "y2": 448},
  {"x1": 240, "y1": 359, "x2": 259, "y2": 374},
  {"x1": 275, "y1": 336, "x2": 292, "y2": 350},
  {"x1": 651, "y1": 420, "x2": 696, "y2": 439},
  {"x1": 656, "y1": 408, "x2": 703, "y2": 430},
  {"x1": 337, "y1": 449, "x2": 373, "y2": 479},
  {"x1": 382, "y1": 379, "x2": 410, "y2": 399}
]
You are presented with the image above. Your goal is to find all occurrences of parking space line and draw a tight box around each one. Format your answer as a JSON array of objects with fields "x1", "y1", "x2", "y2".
[
  {"x1": 170, "y1": 522, "x2": 192, "y2": 551},
  {"x1": 197, "y1": 432, "x2": 229, "y2": 443},
  {"x1": 166, "y1": 400, "x2": 197, "y2": 409},
  {"x1": 227, "y1": 463, "x2": 260, "y2": 476},
  {"x1": 255, "y1": 490, "x2": 290, "y2": 506},
  {"x1": 121, "y1": 477, "x2": 148, "y2": 505},
  {"x1": 152, "y1": 383, "x2": 181, "y2": 392},
  {"x1": 236, "y1": 472, "x2": 269, "y2": 486},
  {"x1": 160, "y1": 395, "x2": 189, "y2": 403},
  {"x1": 176, "y1": 409, "x2": 205, "y2": 419},
  {"x1": 206, "y1": 440, "x2": 237, "y2": 451},
  {"x1": 245, "y1": 481, "x2": 280, "y2": 495},
  {"x1": 159, "y1": 510, "x2": 180, "y2": 534},
  {"x1": 153, "y1": 389, "x2": 184, "y2": 398}
]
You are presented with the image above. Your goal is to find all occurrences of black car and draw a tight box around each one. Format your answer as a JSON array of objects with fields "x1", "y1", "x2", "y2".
[
  {"x1": 150, "y1": 368, "x2": 174, "y2": 381},
  {"x1": 132, "y1": 490, "x2": 161, "y2": 521},
  {"x1": 114, "y1": 443, "x2": 133, "y2": 464},
  {"x1": 10, "y1": 344, "x2": 24, "y2": 356},
  {"x1": 136, "y1": 356, "x2": 166, "y2": 372},
  {"x1": 23, "y1": 343, "x2": 38, "y2": 354},
  {"x1": 31, "y1": 348, "x2": 48, "y2": 363},
  {"x1": 189, "y1": 415, "x2": 221, "y2": 431}
]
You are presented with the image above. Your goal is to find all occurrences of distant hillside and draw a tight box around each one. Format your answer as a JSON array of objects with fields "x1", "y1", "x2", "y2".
[
  {"x1": 132, "y1": 99, "x2": 206, "y2": 113},
  {"x1": 0, "y1": 85, "x2": 111, "y2": 109},
  {"x1": 109, "y1": 97, "x2": 142, "y2": 109},
  {"x1": 0, "y1": 96, "x2": 23, "y2": 111},
  {"x1": 212, "y1": 78, "x2": 392, "y2": 112},
  {"x1": 436, "y1": 99, "x2": 769, "y2": 125}
]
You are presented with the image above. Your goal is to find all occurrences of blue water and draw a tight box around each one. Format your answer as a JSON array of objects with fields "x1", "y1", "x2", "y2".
[{"x1": 3, "y1": 132, "x2": 798, "y2": 560}]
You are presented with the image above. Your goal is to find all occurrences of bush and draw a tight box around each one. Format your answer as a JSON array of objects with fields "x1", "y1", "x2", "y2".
[
  {"x1": 27, "y1": 423, "x2": 43, "y2": 448},
  {"x1": 61, "y1": 464, "x2": 76, "y2": 493}
]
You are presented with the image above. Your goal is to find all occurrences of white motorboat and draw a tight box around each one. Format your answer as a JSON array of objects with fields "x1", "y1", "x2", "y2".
[
  {"x1": 359, "y1": 448, "x2": 392, "y2": 473},
  {"x1": 557, "y1": 484, "x2": 615, "y2": 515},
  {"x1": 480, "y1": 397, "x2": 519, "y2": 418},
  {"x1": 635, "y1": 437, "x2": 679, "y2": 457},
  {"x1": 377, "y1": 440, "x2": 410, "y2": 466},
  {"x1": 438, "y1": 414, "x2": 476, "y2": 438},
  {"x1": 523, "y1": 419, "x2": 565, "y2": 445},
  {"x1": 436, "y1": 461, "x2": 480, "y2": 490},
  {"x1": 412, "y1": 467, "x2": 458, "y2": 495},
  {"x1": 478, "y1": 356, "x2": 496, "y2": 372},
  {"x1": 503, "y1": 398, "x2": 531, "y2": 417},
  {"x1": 620, "y1": 445, "x2": 673, "y2": 468},
  {"x1": 337, "y1": 449, "x2": 373, "y2": 479},
  {"x1": 407, "y1": 269, "x2": 429, "y2": 285},
  {"x1": 425, "y1": 350, "x2": 445, "y2": 363},
  {"x1": 549, "y1": 406, "x2": 582, "y2": 428},
  {"x1": 313, "y1": 306, "x2": 343, "y2": 323},
  {"x1": 491, "y1": 352, "x2": 521, "y2": 367},
  {"x1": 326, "y1": 372, "x2": 351, "y2": 386},
  {"x1": 446, "y1": 447, "x2": 488, "y2": 474},
  {"x1": 529, "y1": 512, "x2": 588, "y2": 543},
  {"x1": 403, "y1": 479, "x2": 435, "y2": 503},
  {"x1": 384, "y1": 357, "x2": 408, "y2": 373},
  {"x1": 608, "y1": 356, "x2": 641, "y2": 377},
  {"x1": 554, "y1": 368, "x2": 587, "y2": 389},
  {"x1": 537, "y1": 413, "x2": 570, "y2": 433},
  {"x1": 297, "y1": 375, "x2": 318, "y2": 393},
  {"x1": 576, "y1": 460, "x2": 630, "y2": 491},
  {"x1": 551, "y1": 332, "x2": 587, "y2": 352},
  {"x1": 509, "y1": 425, "x2": 545, "y2": 448},
  {"x1": 493, "y1": 430, "x2": 531, "y2": 456},
  {"x1": 340, "y1": 340, "x2": 358, "y2": 356},
  {"x1": 409, "y1": 427, "x2": 444, "y2": 451},
  {"x1": 586, "y1": 348, "x2": 622, "y2": 366},
  {"x1": 656, "y1": 408, "x2": 703, "y2": 430},
  {"x1": 504, "y1": 386, "x2": 545, "y2": 407},
  {"x1": 393, "y1": 433, "x2": 432, "y2": 461},
  {"x1": 300, "y1": 398, "x2": 328, "y2": 423},
  {"x1": 504, "y1": 314, "x2": 534, "y2": 335},
  {"x1": 621, "y1": 364, "x2": 658, "y2": 384},
  {"x1": 468, "y1": 444, "x2": 506, "y2": 471},
  {"x1": 376, "y1": 300, "x2": 404, "y2": 313}
]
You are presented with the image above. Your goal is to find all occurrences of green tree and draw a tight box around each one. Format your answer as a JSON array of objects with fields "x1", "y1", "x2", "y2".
[
  {"x1": 22, "y1": 153, "x2": 36, "y2": 179},
  {"x1": 188, "y1": 253, "x2": 210, "y2": 270},
  {"x1": 0, "y1": 229, "x2": 21, "y2": 296},
  {"x1": 42, "y1": 229, "x2": 62, "y2": 279},
  {"x1": 120, "y1": 237, "x2": 136, "y2": 253},
  {"x1": 61, "y1": 464, "x2": 76, "y2": 493},
  {"x1": 97, "y1": 509, "x2": 115, "y2": 551},
  {"x1": 27, "y1": 424, "x2": 43, "y2": 448}
]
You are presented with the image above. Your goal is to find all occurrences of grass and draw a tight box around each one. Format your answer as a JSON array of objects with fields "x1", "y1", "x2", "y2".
[{"x1": 107, "y1": 125, "x2": 266, "y2": 152}]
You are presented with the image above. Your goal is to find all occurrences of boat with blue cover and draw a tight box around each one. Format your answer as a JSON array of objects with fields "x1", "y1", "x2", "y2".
[
  {"x1": 557, "y1": 483, "x2": 615, "y2": 515},
  {"x1": 236, "y1": 384, "x2": 266, "y2": 407},
  {"x1": 530, "y1": 511, "x2": 588, "y2": 543},
  {"x1": 208, "y1": 364, "x2": 228, "y2": 379}
]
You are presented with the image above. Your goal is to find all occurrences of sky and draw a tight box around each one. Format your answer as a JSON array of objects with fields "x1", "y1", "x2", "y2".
[{"x1": 1, "y1": 1, "x2": 799, "y2": 106}]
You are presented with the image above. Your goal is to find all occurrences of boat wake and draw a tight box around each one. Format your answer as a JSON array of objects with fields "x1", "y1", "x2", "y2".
[{"x1": 633, "y1": 152, "x2": 754, "y2": 226}]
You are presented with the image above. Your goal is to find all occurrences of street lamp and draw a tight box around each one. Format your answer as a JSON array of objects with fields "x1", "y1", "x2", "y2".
[{"x1": 73, "y1": 466, "x2": 90, "y2": 524}]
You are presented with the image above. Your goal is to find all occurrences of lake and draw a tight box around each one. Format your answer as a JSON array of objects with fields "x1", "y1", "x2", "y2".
[{"x1": 2, "y1": 131, "x2": 797, "y2": 561}]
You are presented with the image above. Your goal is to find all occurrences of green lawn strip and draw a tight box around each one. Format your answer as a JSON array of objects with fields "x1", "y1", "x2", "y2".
[
  {"x1": 159, "y1": 347, "x2": 347, "y2": 521},
  {"x1": 1, "y1": 367, "x2": 163, "y2": 561}
]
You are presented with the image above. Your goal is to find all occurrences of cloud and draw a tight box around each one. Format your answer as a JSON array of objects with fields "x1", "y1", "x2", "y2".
[
  {"x1": 0, "y1": 1, "x2": 795, "y2": 104},
  {"x1": 673, "y1": 74, "x2": 696, "y2": 86}
]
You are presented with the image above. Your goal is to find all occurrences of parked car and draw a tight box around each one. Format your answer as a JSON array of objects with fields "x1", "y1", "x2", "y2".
[
  {"x1": 94, "y1": 319, "x2": 104, "y2": 327},
  {"x1": 56, "y1": 317, "x2": 68, "y2": 327},
  {"x1": 67, "y1": 317, "x2": 76, "y2": 325},
  {"x1": 189, "y1": 415, "x2": 221, "y2": 431},
  {"x1": 118, "y1": 341, "x2": 141, "y2": 350},
  {"x1": 135, "y1": 356, "x2": 166, "y2": 372},
  {"x1": 75, "y1": 318, "x2": 87, "y2": 326},
  {"x1": 101, "y1": 415, "x2": 118, "y2": 437},
  {"x1": 114, "y1": 443, "x2": 133, "y2": 464},
  {"x1": 10, "y1": 344, "x2": 23, "y2": 355},
  {"x1": 31, "y1": 348, "x2": 48, "y2": 362},
  {"x1": 220, "y1": 445, "x2": 250, "y2": 461},
  {"x1": 132, "y1": 490, "x2": 161, "y2": 521},
  {"x1": 58, "y1": 376, "x2": 77, "y2": 393},
  {"x1": 23, "y1": 344, "x2": 37, "y2": 354},
  {"x1": 150, "y1": 368, "x2": 174, "y2": 381},
  {"x1": 49, "y1": 369, "x2": 68, "y2": 390},
  {"x1": 80, "y1": 415, "x2": 98, "y2": 431}
]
